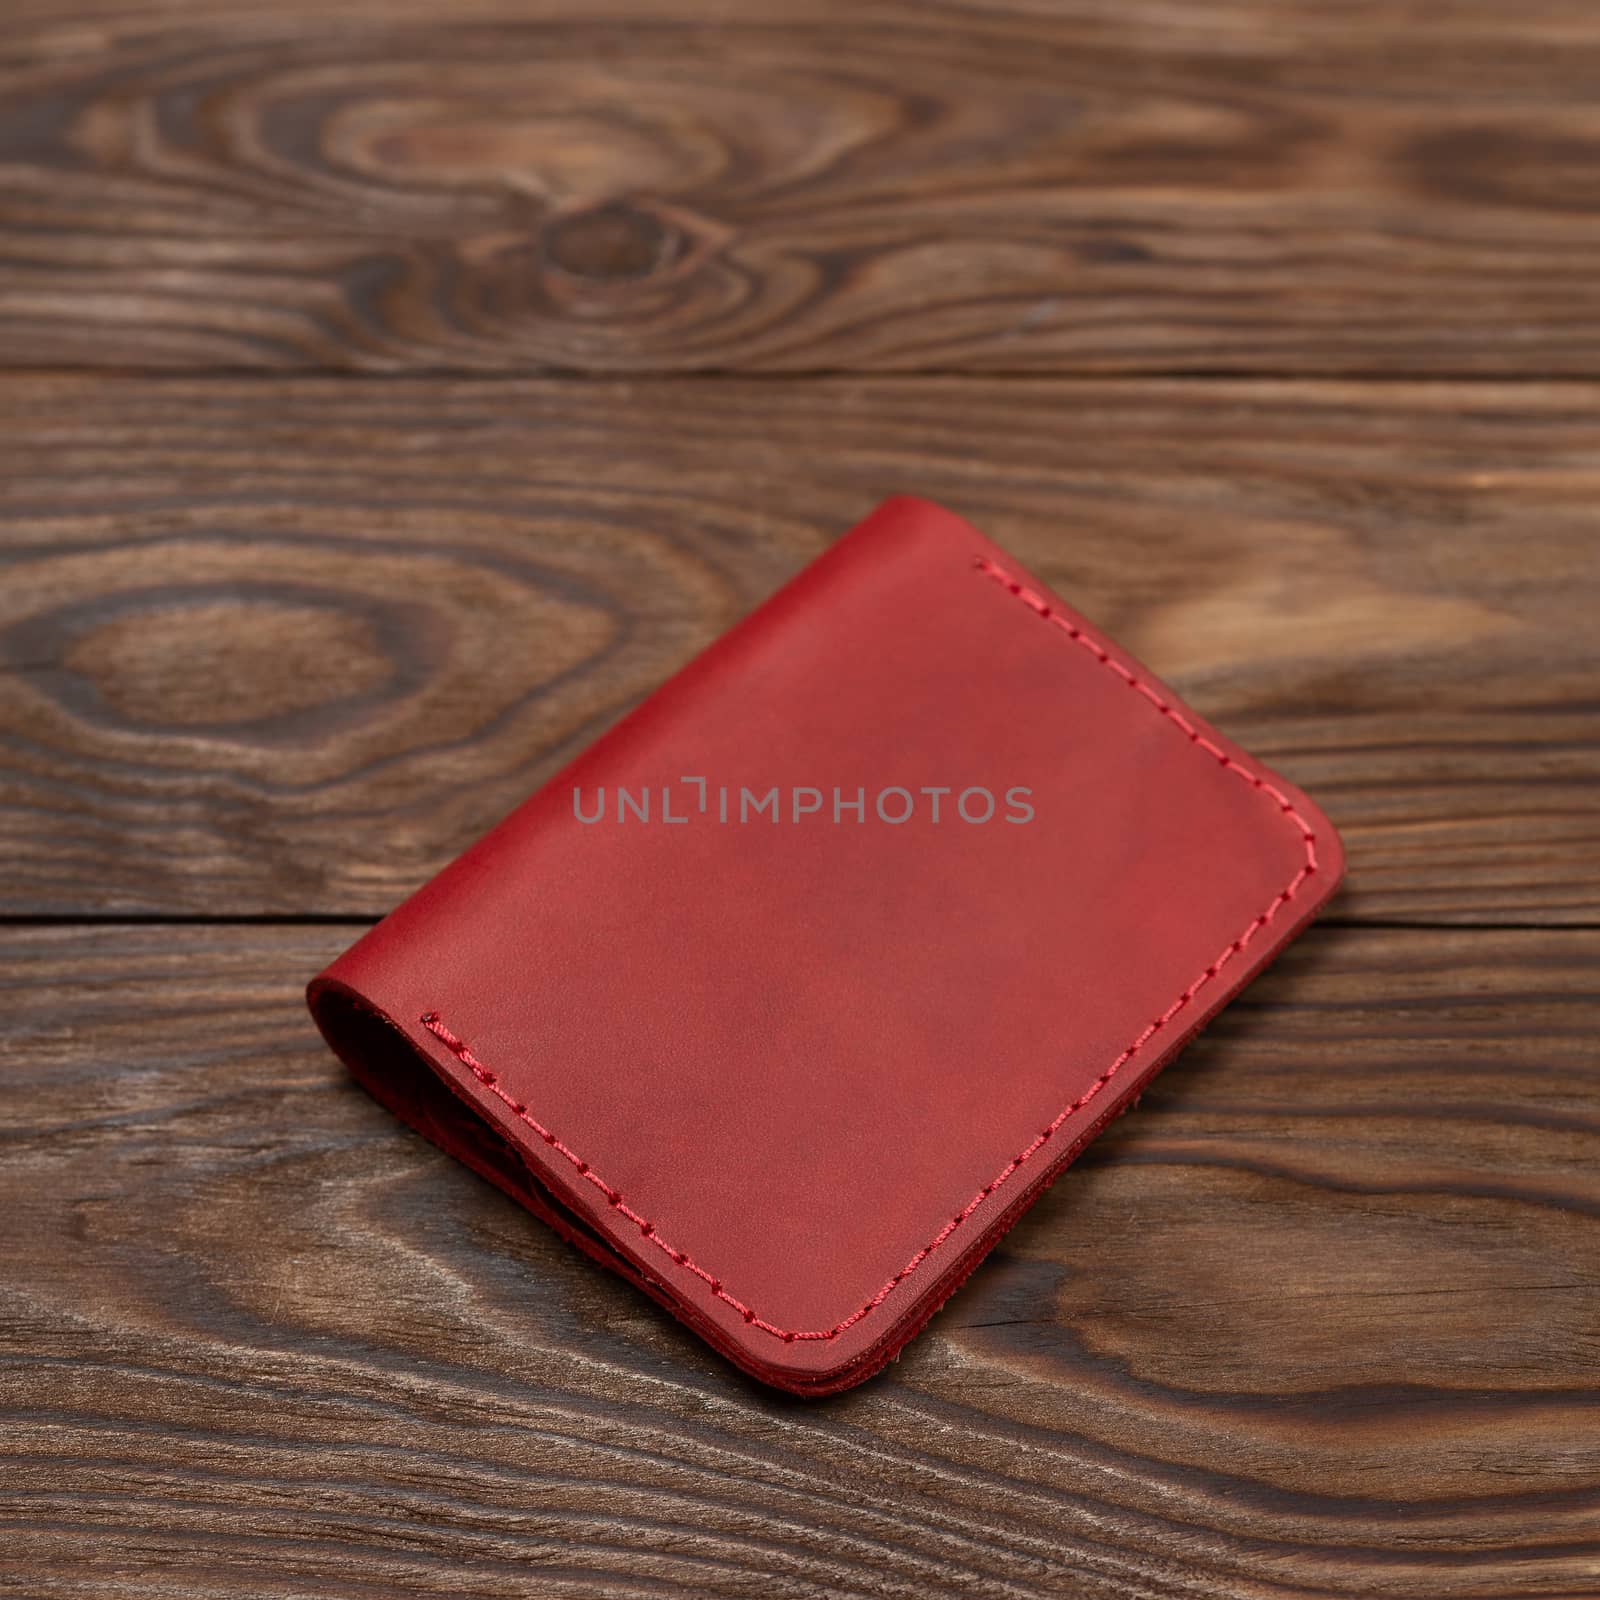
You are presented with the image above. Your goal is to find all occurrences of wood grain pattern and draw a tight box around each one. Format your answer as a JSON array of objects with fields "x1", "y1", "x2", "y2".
[
  {"x1": 5, "y1": 8, "x2": 1598, "y2": 1589},
  {"x1": 5, "y1": 0, "x2": 1600, "y2": 373},
  {"x1": 0, "y1": 375, "x2": 1593, "y2": 924},
  {"x1": 1, "y1": 921, "x2": 1596, "y2": 1598}
]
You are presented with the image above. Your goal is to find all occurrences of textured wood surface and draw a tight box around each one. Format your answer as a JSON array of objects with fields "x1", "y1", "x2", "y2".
[
  {"x1": 4, "y1": 1, "x2": 1598, "y2": 1592},
  {"x1": 1, "y1": 375, "x2": 1595, "y2": 924},
  {"x1": 3, "y1": 922, "x2": 1597, "y2": 1598},
  {"x1": 5, "y1": 0, "x2": 1600, "y2": 373}
]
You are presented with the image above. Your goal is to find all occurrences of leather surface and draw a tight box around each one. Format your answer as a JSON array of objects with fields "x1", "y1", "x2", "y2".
[{"x1": 308, "y1": 497, "x2": 1345, "y2": 1393}]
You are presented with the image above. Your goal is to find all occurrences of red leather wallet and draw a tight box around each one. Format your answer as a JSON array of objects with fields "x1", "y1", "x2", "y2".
[{"x1": 308, "y1": 497, "x2": 1343, "y2": 1393}]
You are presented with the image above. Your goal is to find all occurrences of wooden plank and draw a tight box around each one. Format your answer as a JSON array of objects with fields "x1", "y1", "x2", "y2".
[
  {"x1": 1, "y1": 921, "x2": 1596, "y2": 1597},
  {"x1": 0, "y1": 375, "x2": 1593, "y2": 924},
  {"x1": 4, "y1": 0, "x2": 1600, "y2": 374}
]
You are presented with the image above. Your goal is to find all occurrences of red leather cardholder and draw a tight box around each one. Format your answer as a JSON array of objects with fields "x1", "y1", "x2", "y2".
[{"x1": 308, "y1": 497, "x2": 1343, "y2": 1393}]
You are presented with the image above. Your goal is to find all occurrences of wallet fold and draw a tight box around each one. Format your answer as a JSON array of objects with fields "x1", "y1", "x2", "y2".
[{"x1": 308, "y1": 496, "x2": 1344, "y2": 1393}]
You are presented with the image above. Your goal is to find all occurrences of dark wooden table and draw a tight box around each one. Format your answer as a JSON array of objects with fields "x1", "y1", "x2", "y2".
[{"x1": 2, "y1": 4, "x2": 1597, "y2": 1596}]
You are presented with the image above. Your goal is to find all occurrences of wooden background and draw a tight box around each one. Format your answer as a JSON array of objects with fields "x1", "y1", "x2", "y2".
[{"x1": 1, "y1": 2, "x2": 1596, "y2": 1595}]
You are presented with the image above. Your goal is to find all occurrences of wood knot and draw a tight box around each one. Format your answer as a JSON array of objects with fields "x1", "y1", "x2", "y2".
[{"x1": 542, "y1": 201, "x2": 676, "y2": 283}]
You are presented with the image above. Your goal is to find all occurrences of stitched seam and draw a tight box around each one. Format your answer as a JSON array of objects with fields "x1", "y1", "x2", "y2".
[{"x1": 420, "y1": 554, "x2": 1319, "y2": 1346}]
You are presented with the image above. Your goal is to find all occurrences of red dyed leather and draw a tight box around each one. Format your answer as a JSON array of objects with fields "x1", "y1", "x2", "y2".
[{"x1": 308, "y1": 497, "x2": 1344, "y2": 1393}]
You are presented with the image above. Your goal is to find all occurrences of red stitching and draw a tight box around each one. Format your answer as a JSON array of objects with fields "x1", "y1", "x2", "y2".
[{"x1": 419, "y1": 554, "x2": 1318, "y2": 1345}]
